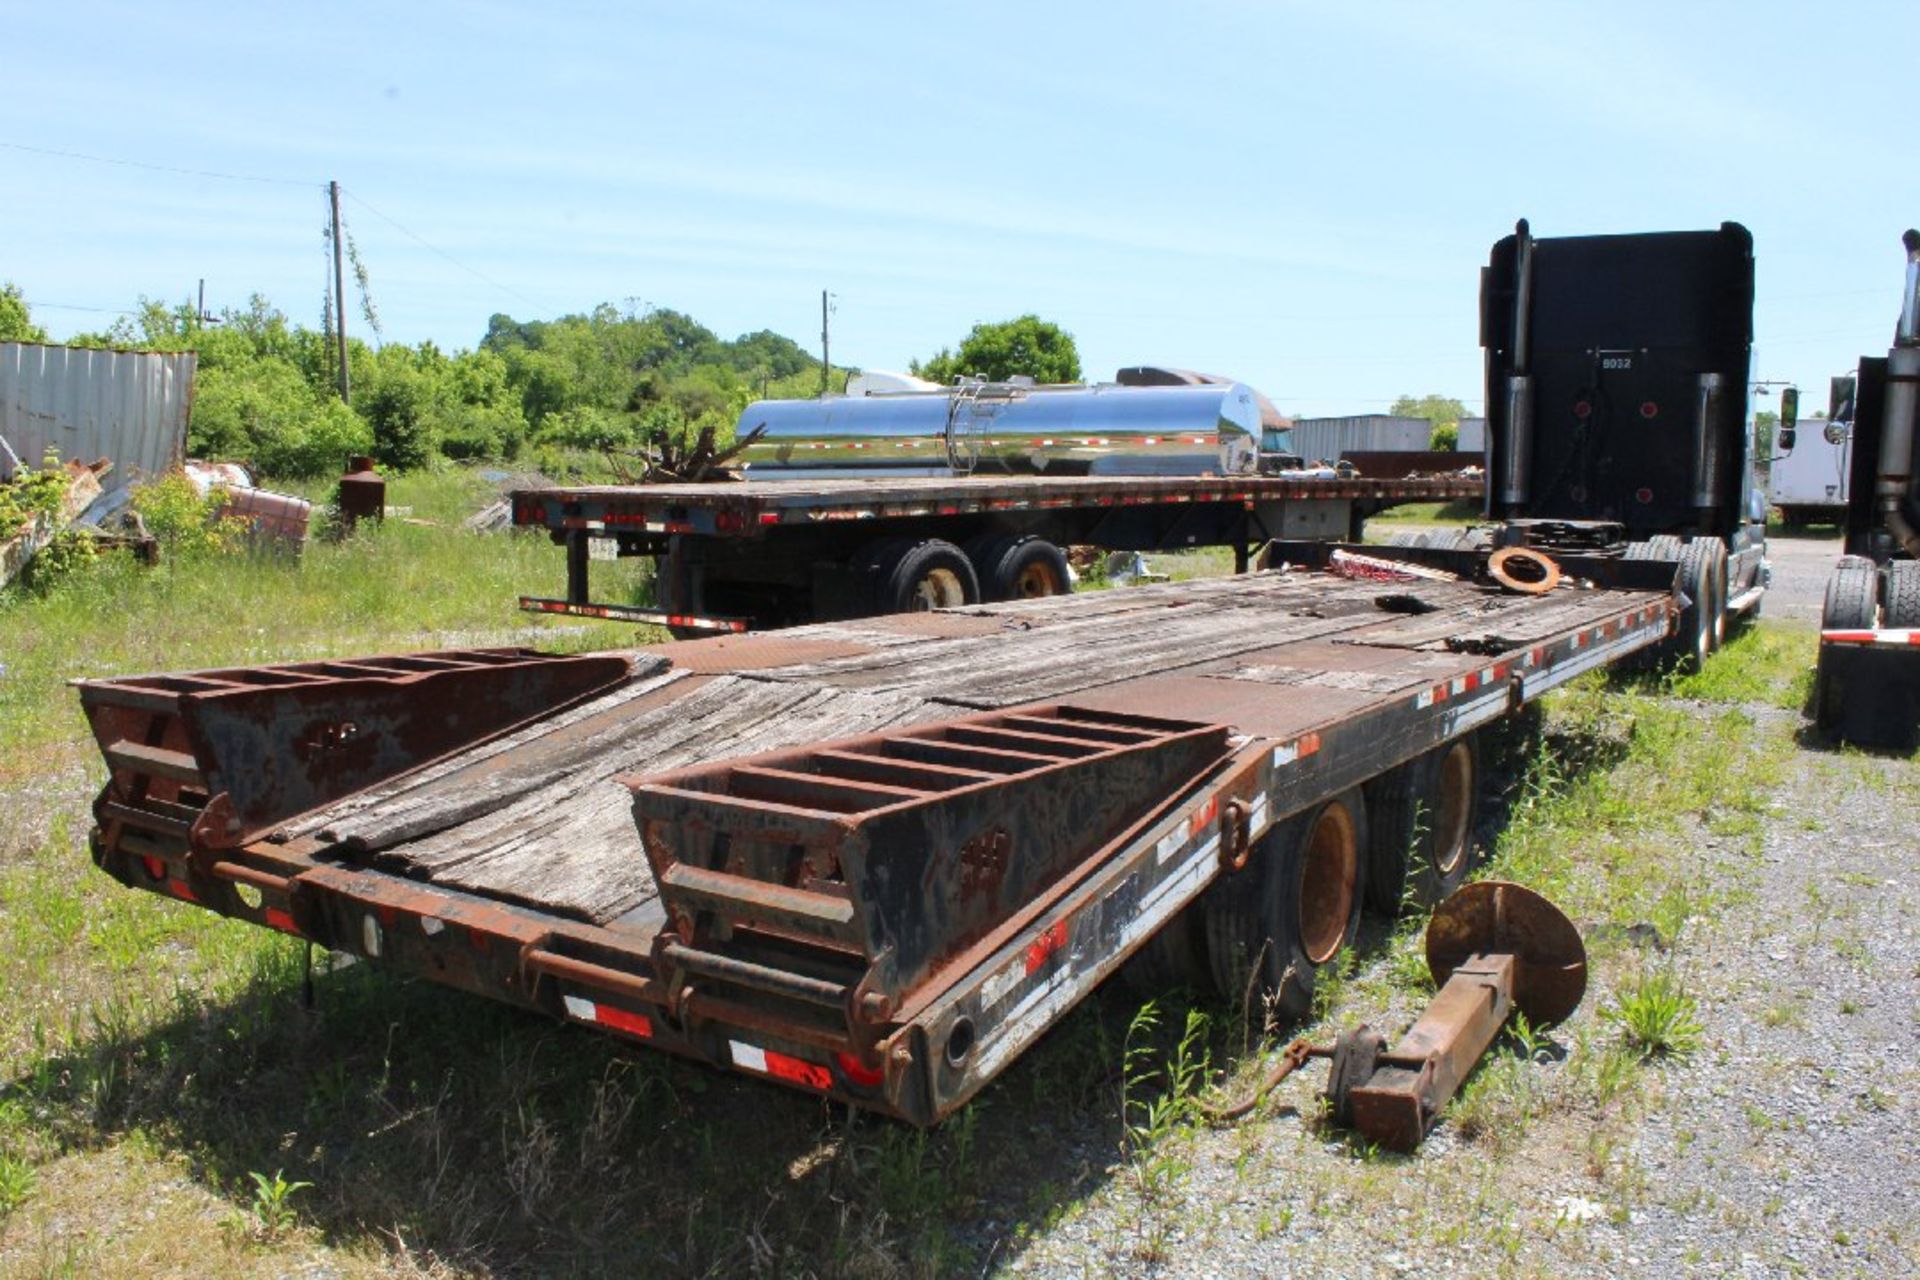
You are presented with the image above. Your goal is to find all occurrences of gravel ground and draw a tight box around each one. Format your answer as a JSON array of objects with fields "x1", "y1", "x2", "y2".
[{"x1": 997, "y1": 699, "x2": 1917, "y2": 1280}]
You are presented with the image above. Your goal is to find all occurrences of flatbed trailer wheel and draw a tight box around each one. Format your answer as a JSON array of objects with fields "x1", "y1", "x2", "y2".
[
  {"x1": 1362, "y1": 734, "x2": 1481, "y2": 914},
  {"x1": 1120, "y1": 904, "x2": 1212, "y2": 995},
  {"x1": 966, "y1": 534, "x2": 1071, "y2": 601},
  {"x1": 1884, "y1": 560, "x2": 1920, "y2": 627},
  {"x1": 859, "y1": 537, "x2": 980, "y2": 614},
  {"x1": 1203, "y1": 789, "x2": 1368, "y2": 1022}
]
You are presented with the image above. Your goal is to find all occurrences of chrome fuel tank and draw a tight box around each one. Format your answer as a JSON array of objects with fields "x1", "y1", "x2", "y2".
[{"x1": 737, "y1": 382, "x2": 1261, "y2": 477}]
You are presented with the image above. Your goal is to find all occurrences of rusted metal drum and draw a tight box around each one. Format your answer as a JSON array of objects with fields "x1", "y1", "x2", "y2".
[
  {"x1": 215, "y1": 486, "x2": 312, "y2": 553},
  {"x1": 337, "y1": 454, "x2": 385, "y2": 529}
]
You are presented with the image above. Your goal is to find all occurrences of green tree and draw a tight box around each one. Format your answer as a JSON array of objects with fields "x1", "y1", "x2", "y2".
[
  {"x1": 1390, "y1": 393, "x2": 1468, "y2": 448},
  {"x1": 912, "y1": 314, "x2": 1081, "y2": 385},
  {"x1": 0, "y1": 283, "x2": 49, "y2": 343}
]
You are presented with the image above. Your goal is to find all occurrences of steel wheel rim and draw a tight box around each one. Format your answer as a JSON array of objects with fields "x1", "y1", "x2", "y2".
[
  {"x1": 1013, "y1": 560, "x2": 1060, "y2": 598},
  {"x1": 912, "y1": 567, "x2": 966, "y2": 610},
  {"x1": 1297, "y1": 803, "x2": 1358, "y2": 965},
  {"x1": 1431, "y1": 743, "x2": 1473, "y2": 876}
]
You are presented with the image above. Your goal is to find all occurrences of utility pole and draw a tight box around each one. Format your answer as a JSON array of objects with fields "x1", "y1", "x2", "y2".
[
  {"x1": 329, "y1": 180, "x2": 350, "y2": 405},
  {"x1": 820, "y1": 288, "x2": 830, "y2": 396}
]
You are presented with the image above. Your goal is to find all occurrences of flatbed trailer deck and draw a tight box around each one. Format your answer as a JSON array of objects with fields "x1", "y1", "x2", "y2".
[
  {"x1": 79, "y1": 543, "x2": 1669, "y2": 1125},
  {"x1": 511, "y1": 471, "x2": 1484, "y2": 632}
]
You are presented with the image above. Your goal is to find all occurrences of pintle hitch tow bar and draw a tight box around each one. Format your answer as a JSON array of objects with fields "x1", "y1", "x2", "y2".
[{"x1": 1204, "y1": 881, "x2": 1588, "y2": 1152}]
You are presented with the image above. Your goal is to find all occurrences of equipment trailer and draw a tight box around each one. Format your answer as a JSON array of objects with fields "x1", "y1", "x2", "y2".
[{"x1": 78, "y1": 544, "x2": 1674, "y2": 1124}]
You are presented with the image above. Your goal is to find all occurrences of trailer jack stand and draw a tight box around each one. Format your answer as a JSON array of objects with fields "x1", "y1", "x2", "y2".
[{"x1": 1205, "y1": 881, "x2": 1586, "y2": 1152}]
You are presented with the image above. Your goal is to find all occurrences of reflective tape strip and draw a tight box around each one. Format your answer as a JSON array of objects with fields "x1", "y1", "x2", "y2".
[
  {"x1": 1822, "y1": 628, "x2": 1920, "y2": 647},
  {"x1": 729, "y1": 1040, "x2": 831, "y2": 1090},
  {"x1": 563, "y1": 995, "x2": 653, "y2": 1040},
  {"x1": 1271, "y1": 733, "x2": 1321, "y2": 767}
]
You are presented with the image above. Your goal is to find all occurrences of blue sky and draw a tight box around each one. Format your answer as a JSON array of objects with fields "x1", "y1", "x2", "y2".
[{"x1": 4, "y1": 1, "x2": 1913, "y2": 416}]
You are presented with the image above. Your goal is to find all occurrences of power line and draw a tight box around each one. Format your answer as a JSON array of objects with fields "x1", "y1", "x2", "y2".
[
  {"x1": 22, "y1": 301, "x2": 139, "y2": 316},
  {"x1": 0, "y1": 139, "x2": 318, "y2": 188},
  {"x1": 340, "y1": 187, "x2": 542, "y2": 311}
]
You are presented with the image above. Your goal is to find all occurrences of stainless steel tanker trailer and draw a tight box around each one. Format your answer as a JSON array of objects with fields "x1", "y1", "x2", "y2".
[{"x1": 513, "y1": 380, "x2": 1482, "y2": 633}]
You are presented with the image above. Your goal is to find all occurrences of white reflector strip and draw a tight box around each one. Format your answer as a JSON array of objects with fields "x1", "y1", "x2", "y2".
[
  {"x1": 563, "y1": 994, "x2": 596, "y2": 1022},
  {"x1": 729, "y1": 1040, "x2": 768, "y2": 1074}
]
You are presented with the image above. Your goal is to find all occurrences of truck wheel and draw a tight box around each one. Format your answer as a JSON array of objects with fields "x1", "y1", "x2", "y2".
[
  {"x1": 1675, "y1": 539, "x2": 1728, "y2": 668},
  {"x1": 859, "y1": 538, "x2": 980, "y2": 614},
  {"x1": 967, "y1": 534, "x2": 1071, "y2": 601},
  {"x1": 1362, "y1": 735, "x2": 1480, "y2": 915},
  {"x1": 1202, "y1": 790, "x2": 1368, "y2": 1023},
  {"x1": 1822, "y1": 556, "x2": 1878, "y2": 629},
  {"x1": 1884, "y1": 560, "x2": 1920, "y2": 628},
  {"x1": 1384, "y1": 530, "x2": 1430, "y2": 548}
]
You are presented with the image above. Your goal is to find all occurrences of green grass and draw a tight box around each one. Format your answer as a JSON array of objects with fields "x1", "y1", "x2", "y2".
[
  {"x1": 1364, "y1": 498, "x2": 1482, "y2": 525},
  {"x1": 1605, "y1": 967, "x2": 1705, "y2": 1060}
]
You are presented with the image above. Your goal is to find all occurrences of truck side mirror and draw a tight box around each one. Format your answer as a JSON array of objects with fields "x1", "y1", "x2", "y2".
[
  {"x1": 1779, "y1": 386, "x2": 1799, "y2": 433},
  {"x1": 1777, "y1": 426, "x2": 1796, "y2": 452},
  {"x1": 1828, "y1": 374, "x2": 1856, "y2": 423}
]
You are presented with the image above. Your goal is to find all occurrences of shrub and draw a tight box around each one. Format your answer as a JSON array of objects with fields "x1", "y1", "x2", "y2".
[{"x1": 130, "y1": 472, "x2": 242, "y2": 557}]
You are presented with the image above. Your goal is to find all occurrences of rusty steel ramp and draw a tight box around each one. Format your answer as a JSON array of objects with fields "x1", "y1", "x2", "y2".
[
  {"x1": 77, "y1": 648, "x2": 644, "y2": 890},
  {"x1": 626, "y1": 704, "x2": 1231, "y2": 1075}
]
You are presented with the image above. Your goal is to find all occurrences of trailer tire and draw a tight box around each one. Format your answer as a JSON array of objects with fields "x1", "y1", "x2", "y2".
[
  {"x1": 1822, "y1": 557, "x2": 1878, "y2": 630},
  {"x1": 1120, "y1": 905, "x2": 1212, "y2": 995},
  {"x1": 1362, "y1": 735, "x2": 1480, "y2": 915},
  {"x1": 1202, "y1": 790, "x2": 1367, "y2": 1023},
  {"x1": 968, "y1": 534, "x2": 1071, "y2": 601},
  {"x1": 1883, "y1": 560, "x2": 1920, "y2": 628},
  {"x1": 1384, "y1": 530, "x2": 1430, "y2": 549},
  {"x1": 859, "y1": 538, "x2": 980, "y2": 614}
]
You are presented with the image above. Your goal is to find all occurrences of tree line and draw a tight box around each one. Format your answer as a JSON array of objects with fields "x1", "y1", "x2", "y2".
[{"x1": 1, "y1": 284, "x2": 832, "y2": 479}]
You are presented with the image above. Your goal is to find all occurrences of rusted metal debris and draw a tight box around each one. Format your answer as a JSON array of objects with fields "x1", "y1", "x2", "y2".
[
  {"x1": 1486, "y1": 545, "x2": 1564, "y2": 596},
  {"x1": 0, "y1": 456, "x2": 107, "y2": 590},
  {"x1": 1205, "y1": 881, "x2": 1587, "y2": 1151}
]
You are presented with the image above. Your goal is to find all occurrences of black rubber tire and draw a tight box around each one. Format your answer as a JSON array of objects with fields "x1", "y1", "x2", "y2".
[
  {"x1": 1120, "y1": 905, "x2": 1213, "y2": 996},
  {"x1": 1822, "y1": 556, "x2": 1879, "y2": 630},
  {"x1": 858, "y1": 538, "x2": 980, "y2": 614},
  {"x1": 1361, "y1": 735, "x2": 1481, "y2": 915},
  {"x1": 1202, "y1": 790, "x2": 1368, "y2": 1024},
  {"x1": 1384, "y1": 530, "x2": 1429, "y2": 548},
  {"x1": 967, "y1": 534, "x2": 1071, "y2": 602},
  {"x1": 1883, "y1": 560, "x2": 1920, "y2": 628},
  {"x1": 1674, "y1": 538, "x2": 1728, "y2": 669}
]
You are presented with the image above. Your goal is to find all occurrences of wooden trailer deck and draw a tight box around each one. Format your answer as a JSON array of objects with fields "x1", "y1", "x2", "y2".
[{"x1": 282, "y1": 564, "x2": 1661, "y2": 929}]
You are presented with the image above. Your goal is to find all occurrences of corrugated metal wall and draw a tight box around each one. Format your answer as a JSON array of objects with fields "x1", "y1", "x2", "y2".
[
  {"x1": 1289, "y1": 414, "x2": 1432, "y2": 462},
  {"x1": 0, "y1": 342, "x2": 196, "y2": 493}
]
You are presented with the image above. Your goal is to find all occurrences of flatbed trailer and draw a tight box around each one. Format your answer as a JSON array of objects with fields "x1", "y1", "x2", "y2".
[
  {"x1": 510, "y1": 471, "x2": 1483, "y2": 633},
  {"x1": 77, "y1": 542, "x2": 1671, "y2": 1125}
]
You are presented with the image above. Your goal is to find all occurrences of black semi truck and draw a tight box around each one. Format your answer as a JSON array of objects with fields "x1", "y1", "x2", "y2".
[{"x1": 1469, "y1": 220, "x2": 1769, "y2": 667}]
